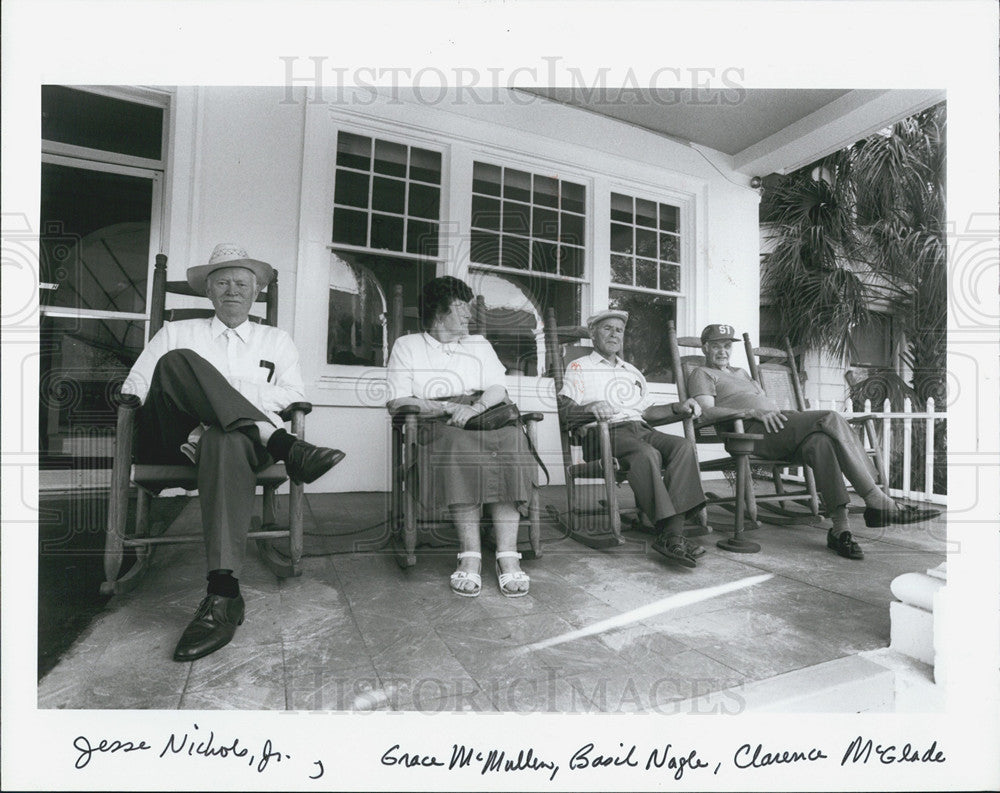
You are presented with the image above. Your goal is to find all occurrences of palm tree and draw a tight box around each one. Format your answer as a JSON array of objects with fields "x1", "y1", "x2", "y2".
[{"x1": 760, "y1": 102, "x2": 947, "y2": 405}]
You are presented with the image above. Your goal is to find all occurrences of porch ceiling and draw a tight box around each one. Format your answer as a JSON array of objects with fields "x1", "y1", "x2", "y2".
[{"x1": 520, "y1": 88, "x2": 945, "y2": 177}]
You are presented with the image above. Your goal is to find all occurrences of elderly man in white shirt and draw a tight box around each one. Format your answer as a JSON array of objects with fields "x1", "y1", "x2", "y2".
[
  {"x1": 557, "y1": 310, "x2": 707, "y2": 567},
  {"x1": 122, "y1": 243, "x2": 345, "y2": 662}
]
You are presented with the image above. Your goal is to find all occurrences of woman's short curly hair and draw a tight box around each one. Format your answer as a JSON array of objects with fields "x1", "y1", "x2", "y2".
[{"x1": 419, "y1": 276, "x2": 474, "y2": 330}]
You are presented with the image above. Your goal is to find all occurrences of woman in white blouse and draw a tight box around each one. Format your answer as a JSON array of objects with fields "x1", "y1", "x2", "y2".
[{"x1": 386, "y1": 276, "x2": 535, "y2": 598}]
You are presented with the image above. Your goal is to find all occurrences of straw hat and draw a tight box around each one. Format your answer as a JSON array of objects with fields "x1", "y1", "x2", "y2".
[{"x1": 186, "y1": 243, "x2": 274, "y2": 293}]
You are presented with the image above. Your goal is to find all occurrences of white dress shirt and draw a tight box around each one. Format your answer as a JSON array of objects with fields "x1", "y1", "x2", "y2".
[
  {"x1": 122, "y1": 316, "x2": 306, "y2": 427},
  {"x1": 385, "y1": 332, "x2": 506, "y2": 401},
  {"x1": 558, "y1": 350, "x2": 653, "y2": 425}
]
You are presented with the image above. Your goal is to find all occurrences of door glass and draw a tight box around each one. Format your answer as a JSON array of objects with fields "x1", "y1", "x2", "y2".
[
  {"x1": 40, "y1": 162, "x2": 153, "y2": 313},
  {"x1": 39, "y1": 315, "x2": 145, "y2": 467}
]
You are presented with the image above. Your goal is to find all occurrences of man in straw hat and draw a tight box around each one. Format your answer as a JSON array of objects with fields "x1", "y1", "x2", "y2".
[
  {"x1": 689, "y1": 323, "x2": 939, "y2": 561},
  {"x1": 557, "y1": 309, "x2": 707, "y2": 567},
  {"x1": 123, "y1": 243, "x2": 345, "y2": 661}
]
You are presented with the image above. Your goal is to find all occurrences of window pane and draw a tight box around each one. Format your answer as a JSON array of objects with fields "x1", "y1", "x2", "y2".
[
  {"x1": 473, "y1": 162, "x2": 502, "y2": 196},
  {"x1": 471, "y1": 195, "x2": 500, "y2": 231},
  {"x1": 372, "y1": 176, "x2": 405, "y2": 214},
  {"x1": 610, "y1": 192, "x2": 633, "y2": 223},
  {"x1": 407, "y1": 182, "x2": 439, "y2": 219},
  {"x1": 560, "y1": 212, "x2": 585, "y2": 246},
  {"x1": 610, "y1": 222, "x2": 632, "y2": 254},
  {"x1": 636, "y1": 258, "x2": 657, "y2": 289},
  {"x1": 470, "y1": 230, "x2": 500, "y2": 266},
  {"x1": 503, "y1": 168, "x2": 531, "y2": 202},
  {"x1": 40, "y1": 315, "x2": 145, "y2": 464},
  {"x1": 40, "y1": 163, "x2": 153, "y2": 313},
  {"x1": 42, "y1": 86, "x2": 163, "y2": 160},
  {"x1": 409, "y1": 147, "x2": 441, "y2": 184},
  {"x1": 406, "y1": 219, "x2": 438, "y2": 257},
  {"x1": 610, "y1": 254, "x2": 633, "y2": 285},
  {"x1": 336, "y1": 132, "x2": 371, "y2": 170},
  {"x1": 609, "y1": 289, "x2": 677, "y2": 383},
  {"x1": 636, "y1": 198, "x2": 657, "y2": 228},
  {"x1": 332, "y1": 207, "x2": 368, "y2": 246},
  {"x1": 561, "y1": 181, "x2": 585, "y2": 214},
  {"x1": 533, "y1": 175, "x2": 559, "y2": 208},
  {"x1": 334, "y1": 169, "x2": 370, "y2": 208},
  {"x1": 532, "y1": 206, "x2": 558, "y2": 241},
  {"x1": 502, "y1": 201, "x2": 530, "y2": 235},
  {"x1": 560, "y1": 245, "x2": 584, "y2": 279},
  {"x1": 659, "y1": 233, "x2": 679, "y2": 262},
  {"x1": 659, "y1": 262, "x2": 680, "y2": 292},
  {"x1": 370, "y1": 213, "x2": 404, "y2": 250},
  {"x1": 532, "y1": 240, "x2": 558, "y2": 274},
  {"x1": 374, "y1": 139, "x2": 407, "y2": 177},
  {"x1": 635, "y1": 227, "x2": 657, "y2": 259},
  {"x1": 659, "y1": 203, "x2": 679, "y2": 233},
  {"x1": 501, "y1": 236, "x2": 529, "y2": 270},
  {"x1": 327, "y1": 254, "x2": 388, "y2": 367},
  {"x1": 476, "y1": 268, "x2": 579, "y2": 330},
  {"x1": 467, "y1": 271, "x2": 542, "y2": 376}
]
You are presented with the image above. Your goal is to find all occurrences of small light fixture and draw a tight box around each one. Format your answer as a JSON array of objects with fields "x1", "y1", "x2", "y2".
[{"x1": 749, "y1": 176, "x2": 763, "y2": 189}]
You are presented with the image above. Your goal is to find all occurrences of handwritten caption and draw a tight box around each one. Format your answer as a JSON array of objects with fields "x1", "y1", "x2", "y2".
[
  {"x1": 70, "y1": 727, "x2": 947, "y2": 783},
  {"x1": 381, "y1": 736, "x2": 946, "y2": 781},
  {"x1": 72, "y1": 723, "x2": 325, "y2": 780}
]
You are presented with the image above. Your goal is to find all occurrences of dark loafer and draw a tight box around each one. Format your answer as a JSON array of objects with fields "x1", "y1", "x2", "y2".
[
  {"x1": 827, "y1": 529, "x2": 864, "y2": 560},
  {"x1": 173, "y1": 594, "x2": 245, "y2": 662},
  {"x1": 863, "y1": 503, "x2": 941, "y2": 528},
  {"x1": 284, "y1": 441, "x2": 346, "y2": 485},
  {"x1": 651, "y1": 534, "x2": 698, "y2": 568}
]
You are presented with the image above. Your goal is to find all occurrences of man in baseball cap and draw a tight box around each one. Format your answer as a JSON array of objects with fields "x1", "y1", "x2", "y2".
[
  {"x1": 122, "y1": 243, "x2": 346, "y2": 662},
  {"x1": 688, "y1": 322, "x2": 938, "y2": 560},
  {"x1": 557, "y1": 309, "x2": 707, "y2": 568}
]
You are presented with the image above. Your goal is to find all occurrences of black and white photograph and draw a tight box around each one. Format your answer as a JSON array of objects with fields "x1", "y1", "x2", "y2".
[{"x1": 3, "y1": 1, "x2": 998, "y2": 791}]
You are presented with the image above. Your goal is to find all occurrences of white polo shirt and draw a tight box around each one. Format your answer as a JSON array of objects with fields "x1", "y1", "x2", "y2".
[{"x1": 558, "y1": 350, "x2": 652, "y2": 424}]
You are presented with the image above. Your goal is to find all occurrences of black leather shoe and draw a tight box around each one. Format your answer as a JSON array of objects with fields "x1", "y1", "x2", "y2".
[
  {"x1": 173, "y1": 594, "x2": 245, "y2": 662},
  {"x1": 284, "y1": 441, "x2": 345, "y2": 485},
  {"x1": 863, "y1": 503, "x2": 941, "y2": 528},
  {"x1": 827, "y1": 528, "x2": 864, "y2": 560}
]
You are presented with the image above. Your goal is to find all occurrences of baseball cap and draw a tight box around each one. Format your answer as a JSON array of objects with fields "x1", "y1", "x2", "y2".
[{"x1": 700, "y1": 323, "x2": 738, "y2": 343}]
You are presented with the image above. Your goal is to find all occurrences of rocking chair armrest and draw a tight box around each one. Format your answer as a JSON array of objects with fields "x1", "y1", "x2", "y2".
[
  {"x1": 693, "y1": 409, "x2": 755, "y2": 431},
  {"x1": 719, "y1": 430, "x2": 764, "y2": 455},
  {"x1": 115, "y1": 392, "x2": 142, "y2": 412},
  {"x1": 388, "y1": 404, "x2": 422, "y2": 417},
  {"x1": 521, "y1": 411, "x2": 544, "y2": 424},
  {"x1": 279, "y1": 401, "x2": 313, "y2": 421},
  {"x1": 846, "y1": 414, "x2": 877, "y2": 425}
]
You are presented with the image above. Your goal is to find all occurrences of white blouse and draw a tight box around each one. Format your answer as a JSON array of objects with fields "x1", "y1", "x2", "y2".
[{"x1": 386, "y1": 332, "x2": 506, "y2": 401}]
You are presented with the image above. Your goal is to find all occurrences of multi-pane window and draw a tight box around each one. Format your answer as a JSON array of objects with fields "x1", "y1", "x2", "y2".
[
  {"x1": 469, "y1": 162, "x2": 586, "y2": 369},
  {"x1": 331, "y1": 132, "x2": 442, "y2": 257},
  {"x1": 609, "y1": 192, "x2": 681, "y2": 293},
  {"x1": 608, "y1": 192, "x2": 683, "y2": 382}
]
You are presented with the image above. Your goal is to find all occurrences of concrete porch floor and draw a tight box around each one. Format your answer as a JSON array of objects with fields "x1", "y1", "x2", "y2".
[{"x1": 37, "y1": 486, "x2": 947, "y2": 713}]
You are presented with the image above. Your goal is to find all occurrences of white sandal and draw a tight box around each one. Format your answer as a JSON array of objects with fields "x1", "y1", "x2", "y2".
[
  {"x1": 450, "y1": 551, "x2": 482, "y2": 598},
  {"x1": 495, "y1": 551, "x2": 530, "y2": 598}
]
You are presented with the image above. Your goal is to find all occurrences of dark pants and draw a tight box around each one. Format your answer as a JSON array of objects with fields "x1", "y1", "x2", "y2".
[
  {"x1": 135, "y1": 349, "x2": 272, "y2": 575},
  {"x1": 747, "y1": 410, "x2": 856, "y2": 510},
  {"x1": 585, "y1": 422, "x2": 706, "y2": 525}
]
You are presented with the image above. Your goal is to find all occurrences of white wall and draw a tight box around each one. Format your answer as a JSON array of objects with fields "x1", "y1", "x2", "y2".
[{"x1": 167, "y1": 87, "x2": 762, "y2": 492}]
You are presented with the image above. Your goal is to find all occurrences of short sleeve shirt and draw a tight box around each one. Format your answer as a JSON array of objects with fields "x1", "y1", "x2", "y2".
[
  {"x1": 385, "y1": 332, "x2": 507, "y2": 401},
  {"x1": 688, "y1": 365, "x2": 778, "y2": 411},
  {"x1": 558, "y1": 351, "x2": 652, "y2": 423}
]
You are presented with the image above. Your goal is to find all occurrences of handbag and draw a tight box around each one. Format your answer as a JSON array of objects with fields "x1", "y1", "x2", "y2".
[{"x1": 463, "y1": 401, "x2": 522, "y2": 431}]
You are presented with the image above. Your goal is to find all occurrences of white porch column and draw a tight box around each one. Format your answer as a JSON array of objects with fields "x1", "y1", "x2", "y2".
[{"x1": 889, "y1": 562, "x2": 948, "y2": 683}]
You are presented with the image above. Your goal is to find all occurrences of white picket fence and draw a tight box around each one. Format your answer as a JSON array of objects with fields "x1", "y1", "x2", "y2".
[{"x1": 782, "y1": 397, "x2": 946, "y2": 506}]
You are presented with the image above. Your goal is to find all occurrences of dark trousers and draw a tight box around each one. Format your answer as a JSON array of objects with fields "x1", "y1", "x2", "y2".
[
  {"x1": 586, "y1": 422, "x2": 706, "y2": 525},
  {"x1": 135, "y1": 349, "x2": 272, "y2": 575},
  {"x1": 748, "y1": 410, "x2": 855, "y2": 510}
]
